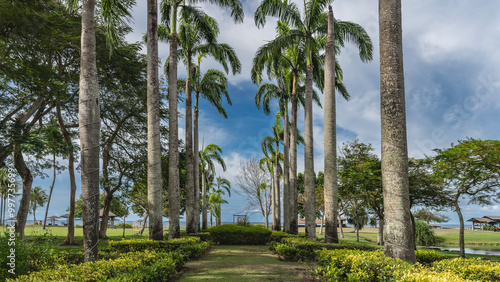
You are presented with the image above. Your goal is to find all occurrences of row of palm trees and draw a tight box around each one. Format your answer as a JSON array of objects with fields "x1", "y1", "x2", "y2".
[
  {"x1": 252, "y1": 0, "x2": 415, "y2": 262},
  {"x1": 252, "y1": 0, "x2": 372, "y2": 239},
  {"x1": 73, "y1": 0, "x2": 415, "y2": 264}
]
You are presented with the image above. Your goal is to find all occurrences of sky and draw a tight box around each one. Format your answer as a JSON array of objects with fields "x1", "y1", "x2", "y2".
[{"x1": 20, "y1": 0, "x2": 500, "y2": 226}]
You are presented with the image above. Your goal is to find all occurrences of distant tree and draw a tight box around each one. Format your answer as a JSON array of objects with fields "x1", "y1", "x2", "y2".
[
  {"x1": 431, "y1": 139, "x2": 500, "y2": 258},
  {"x1": 413, "y1": 208, "x2": 449, "y2": 225},
  {"x1": 235, "y1": 158, "x2": 271, "y2": 228},
  {"x1": 30, "y1": 186, "x2": 47, "y2": 225}
]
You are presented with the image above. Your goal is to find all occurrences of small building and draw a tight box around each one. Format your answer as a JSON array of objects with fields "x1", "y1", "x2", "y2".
[
  {"x1": 99, "y1": 209, "x2": 117, "y2": 228},
  {"x1": 467, "y1": 216, "x2": 499, "y2": 230}
]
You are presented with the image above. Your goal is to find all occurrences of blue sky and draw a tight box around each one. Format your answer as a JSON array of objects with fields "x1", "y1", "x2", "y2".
[{"x1": 23, "y1": 0, "x2": 500, "y2": 225}]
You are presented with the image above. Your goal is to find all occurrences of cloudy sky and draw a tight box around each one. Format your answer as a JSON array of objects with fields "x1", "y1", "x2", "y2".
[{"x1": 26, "y1": 0, "x2": 500, "y2": 226}]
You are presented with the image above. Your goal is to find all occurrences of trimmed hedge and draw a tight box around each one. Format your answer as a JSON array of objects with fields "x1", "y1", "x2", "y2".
[
  {"x1": 108, "y1": 237, "x2": 201, "y2": 253},
  {"x1": 11, "y1": 250, "x2": 185, "y2": 282},
  {"x1": 269, "y1": 231, "x2": 306, "y2": 242},
  {"x1": 315, "y1": 249, "x2": 469, "y2": 282},
  {"x1": 209, "y1": 224, "x2": 271, "y2": 244},
  {"x1": 4, "y1": 236, "x2": 211, "y2": 281},
  {"x1": 271, "y1": 237, "x2": 377, "y2": 261},
  {"x1": 432, "y1": 257, "x2": 500, "y2": 281},
  {"x1": 414, "y1": 249, "x2": 448, "y2": 266}
]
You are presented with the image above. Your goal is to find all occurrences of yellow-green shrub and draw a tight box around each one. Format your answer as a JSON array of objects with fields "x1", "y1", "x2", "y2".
[
  {"x1": 432, "y1": 257, "x2": 500, "y2": 281},
  {"x1": 415, "y1": 249, "x2": 448, "y2": 266}
]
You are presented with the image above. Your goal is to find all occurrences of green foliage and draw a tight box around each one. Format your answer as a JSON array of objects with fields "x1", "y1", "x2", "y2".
[
  {"x1": 414, "y1": 249, "x2": 448, "y2": 266},
  {"x1": 6, "y1": 237, "x2": 211, "y2": 281},
  {"x1": 432, "y1": 257, "x2": 500, "y2": 281},
  {"x1": 415, "y1": 220, "x2": 438, "y2": 246},
  {"x1": 115, "y1": 223, "x2": 132, "y2": 229},
  {"x1": 314, "y1": 249, "x2": 472, "y2": 282},
  {"x1": 271, "y1": 237, "x2": 377, "y2": 261},
  {"x1": 108, "y1": 237, "x2": 201, "y2": 254},
  {"x1": 208, "y1": 224, "x2": 271, "y2": 245},
  {"x1": 269, "y1": 231, "x2": 305, "y2": 243}
]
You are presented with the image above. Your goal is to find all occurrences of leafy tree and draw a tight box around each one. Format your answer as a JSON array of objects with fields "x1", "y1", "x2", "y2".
[
  {"x1": 414, "y1": 220, "x2": 437, "y2": 246},
  {"x1": 209, "y1": 176, "x2": 231, "y2": 226},
  {"x1": 338, "y1": 139, "x2": 383, "y2": 245},
  {"x1": 431, "y1": 138, "x2": 500, "y2": 258},
  {"x1": 413, "y1": 208, "x2": 449, "y2": 225}
]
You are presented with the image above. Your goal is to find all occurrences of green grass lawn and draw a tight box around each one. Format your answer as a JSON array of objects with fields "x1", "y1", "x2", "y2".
[{"x1": 174, "y1": 245, "x2": 315, "y2": 281}]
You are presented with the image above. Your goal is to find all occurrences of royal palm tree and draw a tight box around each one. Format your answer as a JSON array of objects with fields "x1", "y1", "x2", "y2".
[
  {"x1": 65, "y1": 0, "x2": 133, "y2": 261},
  {"x1": 163, "y1": 15, "x2": 241, "y2": 233},
  {"x1": 255, "y1": 1, "x2": 372, "y2": 237},
  {"x1": 199, "y1": 143, "x2": 226, "y2": 229},
  {"x1": 30, "y1": 186, "x2": 47, "y2": 225},
  {"x1": 257, "y1": 182, "x2": 271, "y2": 228},
  {"x1": 160, "y1": 0, "x2": 243, "y2": 240},
  {"x1": 379, "y1": 0, "x2": 415, "y2": 263},
  {"x1": 146, "y1": 0, "x2": 163, "y2": 241},
  {"x1": 323, "y1": 5, "x2": 338, "y2": 243},
  {"x1": 211, "y1": 176, "x2": 231, "y2": 225}
]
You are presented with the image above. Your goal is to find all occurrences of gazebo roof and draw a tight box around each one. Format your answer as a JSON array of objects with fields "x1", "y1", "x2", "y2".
[
  {"x1": 467, "y1": 217, "x2": 494, "y2": 223},
  {"x1": 484, "y1": 216, "x2": 500, "y2": 222},
  {"x1": 60, "y1": 213, "x2": 70, "y2": 218},
  {"x1": 46, "y1": 215, "x2": 60, "y2": 220},
  {"x1": 99, "y1": 209, "x2": 117, "y2": 218}
]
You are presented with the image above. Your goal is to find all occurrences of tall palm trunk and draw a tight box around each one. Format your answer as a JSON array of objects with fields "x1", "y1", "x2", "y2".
[
  {"x1": 271, "y1": 173, "x2": 275, "y2": 229},
  {"x1": 201, "y1": 169, "x2": 208, "y2": 229},
  {"x1": 289, "y1": 74, "x2": 298, "y2": 234},
  {"x1": 168, "y1": 3, "x2": 180, "y2": 240},
  {"x1": 273, "y1": 143, "x2": 280, "y2": 231},
  {"x1": 147, "y1": 0, "x2": 163, "y2": 241},
  {"x1": 304, "y1": 45, "x2": 316, "y2": 240},
  {"x1": 264, "y1": 188, "x2": 269, "y2": 229},
  {"x1": 194, "y1": 93, "x2": 200, "y2": 231},
  {"x1": 379, "y1": 0, "x2": 415, "y2": 263},
  {"x1": 79, "y1": 0, "x2": 100, "y2": 261},
  {"x1": 56, "y1": 99, "x2": 77, "y2": 245},
  {"x1": 323, "y1": 6, "x2": 339, "y2": 244},
  {"x1": 43, "y1": 154, "x2": 56, "y2": 229},
  {"x1": 283, "y1": 103, "x2": 290, "y2": 233},
  {"x1": 185, "y1": 58, "x2": 196, "y2": 234}
]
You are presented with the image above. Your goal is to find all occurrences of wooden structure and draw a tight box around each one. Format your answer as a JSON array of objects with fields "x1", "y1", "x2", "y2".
[
  {"x1": 467, "y1": 216, "x2": 500, "y2": 230},
  {"x1": 99, "y1": 209, "x2": 117, "y2": 228}
]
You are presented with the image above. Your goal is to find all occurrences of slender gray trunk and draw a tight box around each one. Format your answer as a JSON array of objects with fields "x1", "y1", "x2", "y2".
[
  {"x1": 264, "y1": 187, "x2": 268, "y2": 229},
  {"x1": 324, "y1": 6, "x2": 339, "y2": 244},
  {"x1": 57, "y1": 100, "x2": 77, "y2": 245},
  {"x1": 273, "y1": 144, "x2": 281, "y2": 231},
  {"x1": 147, "y1": 0, "x2": 163, "y2": 241},
  {"x1": 136, "y1": 213, "x2": 148, "y2": 236},
  {"x1": 454, "y1": 202, "x2": 465, "y2": 258},
  {"x1": 194, "y1": 93, "x2": 200, "y2": 232},
  {"x1": 338, "y1": 214, "x2": 344, "y2": 238},
  {"x1": 304, "y1": 57, "x2": 316, "y2": 240},
  {"x1": 79, "y1": 0, "x2": 100, "y2": 262},
  {"x1": 167, "y1": 4, "x2": 180, "y2": 240},
  {"x1": 202, "y1": 169, "x2": 208, "y2": 230},
  {"x1": 379, "y1": 0, "x2": 415, "y2": 263},
  {"x1": 283, "y1": 104, "x2": 290, "y2": 232},
  {"x1": 271, "y1": 173, "x2": 275, "y2": 230},
  {"x1": 289, "y1": 75, "x2": 298, "y2": 234},
  {"x1": 185, "y1": 58, "x2": 196, "y2": 234},
  {"x1": 43, "y1": 154, "x2": 56, "y2": 229},
  {"x1": 99, "y1": 192, "x2": 113, "y2": 239},
  {"x1": 378, "y1": 216, "x2": 384, "y2": 245}
]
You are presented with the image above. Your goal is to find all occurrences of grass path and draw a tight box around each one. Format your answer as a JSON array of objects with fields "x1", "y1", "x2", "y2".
[{"x1": 174, "y1": 245, "x2": 316, "y2": 281}]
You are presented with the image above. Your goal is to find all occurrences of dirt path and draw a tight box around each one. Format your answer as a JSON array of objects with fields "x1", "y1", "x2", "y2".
[{"x1": 174, "y1": 245, "x2": 316, "y2": 281}]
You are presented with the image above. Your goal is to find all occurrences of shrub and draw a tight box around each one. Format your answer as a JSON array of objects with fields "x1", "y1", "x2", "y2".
[
  {"x1": 315, "y1": 249, "x2": 415, "y2": 281},
  {"x1": 208, "y1": 224, "x2": 271, "y2": 244},
  {"x1": 432, "y1": 257, "x2": 500, "y2": 281},
  {"x1": 115, "y1": 223, "x2": 132, "y2": 229},
  {"x1": 415, "y1": 249, "x2": 447, "y2": 266},
  {"x1": 272, "y1": 237, "x2": 378, "y2": 261},
  {"x1": 108, "y1": 237, "x2": 201, "y2": 253},
  {"x1": 269, "y1": 231, "x2": 304, "y2": 243},
  {"x1": 415, "y1": 220, "x2": 437, "y2": 246},
  {"x1": 11, "y1": 251, "x2": 185, "y2": 282}
]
